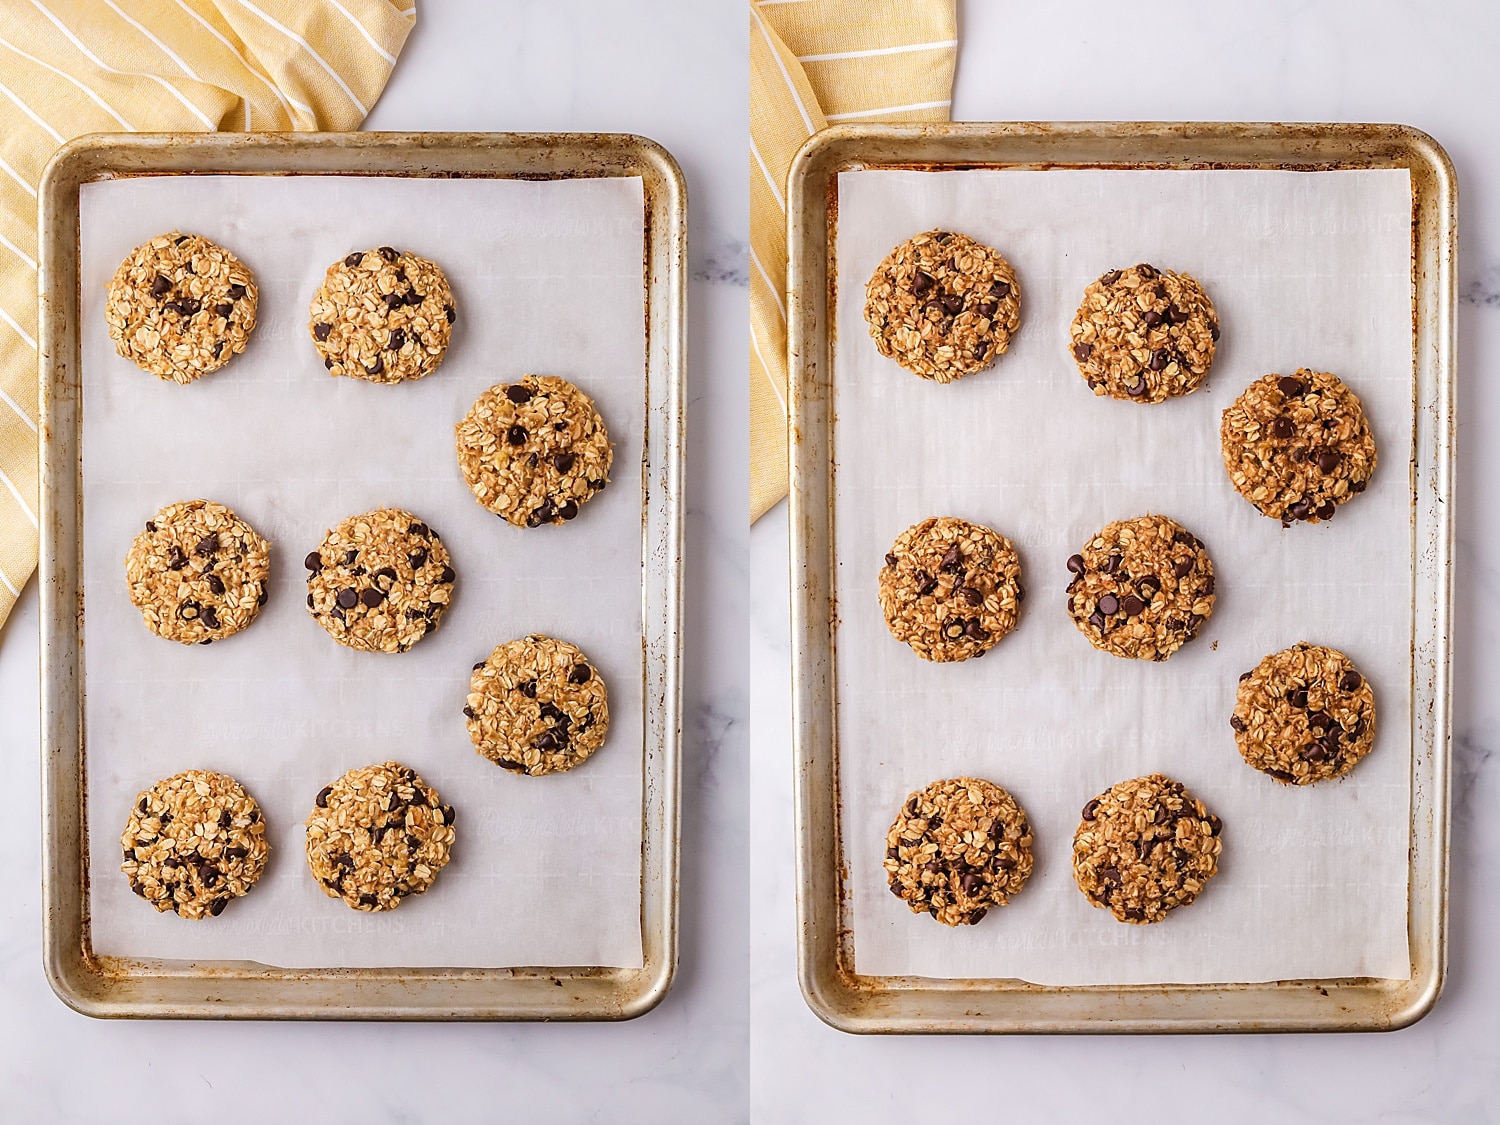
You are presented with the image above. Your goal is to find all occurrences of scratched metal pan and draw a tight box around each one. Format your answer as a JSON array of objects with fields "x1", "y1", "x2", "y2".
[
  {"x1": 786, "y1": 122, "x2": 1454, "y2": 1034},
  {"x1": 37, "y1": 132, "x2": 684, "y2": 1020}
]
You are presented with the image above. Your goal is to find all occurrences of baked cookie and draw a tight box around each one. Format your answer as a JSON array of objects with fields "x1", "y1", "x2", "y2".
[
  {"x1": 1232, "y1": 642, "x2": 1377, "y2": 784},
  {"x1": 465, "y1": 635, "x2": 609, "y2": 776},
  {"x1": 455, "y1": 375, "x2": 613, "y2": 528},
  {"x1": 1065, "y1": 515, "x2": 1214, "y2": 661},
  {"x1": 1068, "y1": 263, "x2": 1218, "y2": 402},
  {"x1": 878, "y1": 516, "x2": 1023, "y2": 662},
  {"x1": 1221, "y1": 369, "x2": 1377, "y2": 525},
  {"x1": 125, "y1": 499, "x2": 270, "y2": 645},
  {"x1": 106, "y1": 232, "x2": 257, "y2": 384},
  {"x1": 304, "y1": 508, "x2": 454, "y2": 653},
  {"x1": 1072, "y1": 774, "x2": 1222, "y2": 924},
  {"x1": 304, "y1": 762, "x2": 455, "y2": 912},
  {"x1": 120, "y1": 770, "x2": 269, "y2": 919},
  {"x1": 308, "y1": 247, "x2": 456, "y2": 384},
  {"x1": 884, "y1": 777, "x2": 1034, "y2": 926},
  {"x1": 863, "y1": 229, "x2": 1021, "y2": 383}
]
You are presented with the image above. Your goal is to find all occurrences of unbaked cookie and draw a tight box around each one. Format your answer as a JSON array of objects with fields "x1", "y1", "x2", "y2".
[
  {"x1": 464, "y1": 634, "x2": 609, "y2": 776},
  {"x1": 1065, "y1": 515, "x2": 1214, "y2": 661},
  {"x1": 1072, "y1": 774, "x2": 1222, "y2": 924},
  {"x1": 878, "y1": 516, "x2": 1023, "y2": 662},
  {"x1": 304, "y1": 761, "x2": 455, "y2": 912},
  {"x1": 1221, "y1": 369, "x2": 1377, "y2": 525},
  {"x1": 106, "y1": 232, "x2": 257, "y2": 384},
  {"x1": 863, "y1": 229, "x2": 1021, "y2": 383},
  {"x1": 884, "y1": 777, "x2": 1034, "y2": 926},
  {"x1": 304, "y1": 508, "x2": 454, "y2": 653},
  {"x1": 308, "y1": 247, "x2": 456, "y2": 384},
  {"x1": 455, "y1": 375, "x2": 613, "y2": 528},
  {"x1": 125, "y1": 499, "x2": 270, "y2": 645},
  {"x1": 1232, "y1": 642, "x2": 1377, "y2": 784},
  {"x1": 1068, "y1": 263, "x2": 1218, "y2": 402},
  {"x1": 120, "y1": 770, "x2": 269, "y2": 919}
]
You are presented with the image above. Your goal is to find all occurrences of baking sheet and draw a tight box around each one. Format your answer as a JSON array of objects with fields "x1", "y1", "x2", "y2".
[
  {"x1": 81, "y1": 174, "x2": 646, "y2": 970},
  {"x1": 834, "y1": 168, "x2": 1413, "y2": 986}
]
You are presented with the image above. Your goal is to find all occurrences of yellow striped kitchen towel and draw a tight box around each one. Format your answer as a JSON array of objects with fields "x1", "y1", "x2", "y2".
[
  {"x1": 0, "y1": 0, "x2": 414, "y2": 631},
  {"x1": 749, "y1": 0, "x2": 957, "y2": 521}
]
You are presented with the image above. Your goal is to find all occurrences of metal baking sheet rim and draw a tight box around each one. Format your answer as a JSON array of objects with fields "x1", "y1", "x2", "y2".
[
  {"x1": 786, "y1": 122, "x2": 1455, "y2": 1034},
  {"x1": 36, "y1": 132, "x2": 685, "y2": 1021}
]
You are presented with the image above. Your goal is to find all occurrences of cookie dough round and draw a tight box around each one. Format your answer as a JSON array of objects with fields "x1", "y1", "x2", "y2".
[
  {"x1": 465, "y1": 634, "x2": 609, "y2": 776},
  {"x1": 125, "y1": 499, "x2": 270, "y2": 645},
  {"x1": 884, "y1": 777, "x2": 1034, "y2": 926},
  {"x1": 1232, "y1": 642, "x2": 1377, "y2": 784},
  {"x1": 304, "y1": 508, "x2": 454, "y2": 653},
  {"x1": 1072, "y1": 774, "x2": 1222, "y2": 924},
  {"x1": 455, "y1": 375, "x2": 614, "y2": 528},
  {"x1": 863, "y1": 229, "x2": 1021, "y2": 383},
  {"x1": 308, "y1": 246, "x2": 456, "y2": 384},
  {"x1": 106, "y1": 232, "x2": 258, "y2": 384},
  {"x1": 1068, "y1": 263, "x2": 1218, "y2": 402},
  {"x1": 1221, "y1": 369, "x2": 1377, "y2": 525},
  {"x1": 878, "y1": 516, "x2": 1023, "y2": 662},
  {"x1": 304, "y1": 761, "x2": 455, "y2": 912},
  {"x1": 120, "y1": 770, "x2": 270, "y2": 919},
  {"x1": 1065, "y1": 515, "x2": 1214, "y2": 661}
]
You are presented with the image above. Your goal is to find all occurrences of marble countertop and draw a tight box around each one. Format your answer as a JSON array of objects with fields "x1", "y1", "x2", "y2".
[
  {"x1": 0, "y1": 2, "x2": 748, "y2": 1121},
  {"x1": 751, "y1": 2, "x2": 1498, "y2": 1122}
]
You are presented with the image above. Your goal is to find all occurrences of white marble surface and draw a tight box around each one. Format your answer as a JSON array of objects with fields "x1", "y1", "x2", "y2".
[
  {"x1": 0, "y1": 2, "x2": 747, "y2": 1121},
  {"x1": 752, "y1": 2, "x2": 1499, "y2": 1122}
]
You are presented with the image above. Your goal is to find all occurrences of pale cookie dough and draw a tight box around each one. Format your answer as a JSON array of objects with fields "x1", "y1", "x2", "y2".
[
  {"x1": 878, "y1": 516, "x2": 1023, "y2": 662},
  {"x1": 1232, "y1": 642, "x2": 1377, "y2": 784},
  {"x1": 309, "y1": 246, "x2": 456, "y2": 384},
  {"x1": 884, "y1": 777, "x2": 1034, "y2": 927},
  {"x1": 304, "y1": 507, "x2": 454, "y2": 653},
  {"x1": 465, "y1": 634, "x2": 609, "y2": 776},
  {"x1": 125, "y1": 499, "x2": 270, "y2": 645},
  {"x1": 1072, "y1": 774, "x2": 1222, "y2": 924},
  {"x1": 863, "y1": 229, "x2": 1021, "y2": 383},
  {"x1": 106, "y1": 232, "x2": 257, "y2": 384},
  {"x1": 1065, "y1": 514, "x2": 1214, "y2": 661},
  {"x1": 120, "y1": 770, "x2": 270, "y2": 919},
  {"x1": 305, "y1": 761, "x2": 455, "y2": 912},
  {"x1": 1221, "y1": 369, "x2": 1377, "y2": 525},
  {"x1": 1068, "y1": 263, "x2": 1218, "y2": 402},
  {"x1": 455, "y1": 375, "x2": 613, "y2": 528}
]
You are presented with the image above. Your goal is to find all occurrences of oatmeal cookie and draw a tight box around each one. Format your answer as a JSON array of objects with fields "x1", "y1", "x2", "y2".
[
  {"x1": 304, "y1": 761, "x2": 455, "y2": 912},
  {"x1": 308, "y1": 246, "x2": 456, "y2": 384},
  {"x1": 1072, "y1": 774, "x2": 1222, "y2": 924},
  {"x1": 1068, "y1": 263, "x2": 1218, "y2": 402},
  {"x1": 120, "y1": 770, "x2": 269, "y2": 919},
  {"x1": 1221, "y1": 369, "x2": 1377, "y2": 525},
  {"x1": 125, "y1": 499, "x2": 270, "y2": 645},
  {"x1": 1232, "y1": 642, "x2": 1377, "y2": 784},
  {"x1": 304, "y1": 507, "x2": 454, "y2": 653},
  {"x1": 884, "y1": 777, "x2": 1034, "y2": 926},
  {"x1": 1065, "y1": 515, "x2": 1214, "y2": 661},
  {"x1": 878, "y1": 516, "x2": 1023, "y2": 662},
  {"x1": 105, "y1": 232, "x2": 257, "y2": 384},
  {"x1": 863, "y1": 229, "x2": 1021, "y2": 382},
  {"x1": 455, "y1": 375, "x2": 613, "y2": 528},
  {"x1": 465, "y1": 635, "x2": 609, "y2": 776}
]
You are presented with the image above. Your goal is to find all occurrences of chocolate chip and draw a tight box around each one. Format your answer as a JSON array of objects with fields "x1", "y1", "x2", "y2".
[
  {"x1": 1143, "y1": 309, "x2": 1163, "y2": 327},
  {"x1": 1123, "y1": 907, "x2": 1145, "y2": 922},
  {"x1": 989, "y1": 280, "x2": 1010, "y2": 299},
  {"x1": 344, "y1": 252, "x2": 363, "y2": 267},
  {"x1": 311, "y1": 321, "x2": 332, "y2": 342},
  {"x1": 1167, "y1": 304, "x2": 1188, "y2": 324},
  {"x1": 388, "y1": 328, "x2": 406, "y2": 351},
  {"x1": 1351, "y1": 478, "x2": 1367, "y2": 493},
  {"x1": 1272, "y1": 416, "x2": 1295, "y2": 439},
  {"x1": 1137, "y1": 575, "x2": 1160, "y2": 598},
  {"x1": 911, "y1": 271, "x2": 934, "y2": 295},
  {"x1": 439, "y1": 566, "x2": 455, "y2": 583},
  {"x1": 1316, "y1": 503, "x2": 1335, "y2": 520},
  {"x1": 1209, "y1": 322, "x2": 1221, "y2": 340},
  {"x1": 885, "y1": 552, "x2": 899, "y2": 568},
  {"x1": 916, "y1": 573, "x2": 938, "y2": 596},
  {"x1": 507, "y1": 424, "x2": 527, "y2": 445},
  {"x1": 1311, "y1": 449, "x2": 1341, "y2": 473},
  {"x1": 408, "y1": 548, "x2": 428, "y2": 569},
  {"x1": 314, "y1": 786, "x2": 332, "y2": 808},
  {"x1": 554, "y1": 452, "x2": 576, "y2": 474},
  {"x1": 939, "y1": 544, "x2": 963, "y2": 572},
  {"x1": 1274, "y1": 376, "x2": 1306, "y2": 400},
  {"x1": 178, "y1": 600, "x2": 200, "y2": 620},
  {"x1": 1126, "y1": 377, "x2": 1148, "y2": 396},
  {"x1": 1339, "y1": 670, "x2": 1363, "y2": 692},
  {"x1": 505, "y1": 384, "x2": 532, "y2": 404},
  {"x1": 1136, "y1": 264, "x2": 1157, "y2": 279},
  {"x1": 404, "y1": 290, "x2": 423, "y2": 306},
  {"x1": 324, "y1": 358, "x2": 334, "y2": 369},
  {"x1": 201, "y1": 604, "x2": 222, "y2": 629},
  {"x1": 1100, "y1": 270, "x2": 1122, "y2": 285},
  {"x1": 1149, "y1": 348, "x2": 1169, "y2": 371},
  {"x1": 1097, "y1": 593, "x2": 1119, "y2": 615},
  {"x1": 365, "y1": 356, "x2": 384, "y2": 375},
  {"x1": 1122, "y1": 594, "x2": 1144, "y2": 616},
  {"x1": 180, "y1": 296, "x2": 201, "y2": 315},
  {"x1": 205, "y1": 573, "x2": 225, "y2": 596},
  {"x1": 1207, "y1": 815, "x2": 1223, "y2": 835},
  {"x1": 959, "y1": 586, "x2": 984, "y2": 606},
  {"x1": 1288, "y1": 499, "x2": 1313, "y2": 521},
  {"x1": 445, "y1": 304, "x2": 456, "y2": 324},
  {"x1": 378, "y1": 246, "x2": 399, "y2": 262},
  {"x1": 214, "y1": 302, "x2": 234, "y2": 319},
  {"x1": 359, "y1": 588, "x2": 383, "y2": 608},
  {"x1": 150, "y1": 274, "x2": 172, "y2": 298},
  {"x1": 964, "y1": 620, "x2": 988, "y2": 642},
  {"x1": 194, "y1": 533, "x2": 219, "y2": 555},
  {"x1": 1088, "y1": 610, "x2": 1106, "y2": 632},
  {"x1": 1073, "y1": 343, "x2": 1093, "y2": 361},
  {"x1": 1082, "y1": 798, "x2": 1099, "y2": 820},
  {"x1": 336, "y1": 588, "x2": 358, "y2": 609},
  {"x1": 1231, "y1": 715, "x2": 1246, "y2": 732},
  {"x1": 941, "y1": 294, "x2": 963, "y2": 315}
]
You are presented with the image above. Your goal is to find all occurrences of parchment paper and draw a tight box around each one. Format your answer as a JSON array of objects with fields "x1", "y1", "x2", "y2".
[
  {"x1": 81, "y1": 174, "x2": 646, "y2": 969},
  {"x1": 835, "y1": 168, "x2": 1413, "y2": 985}
]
